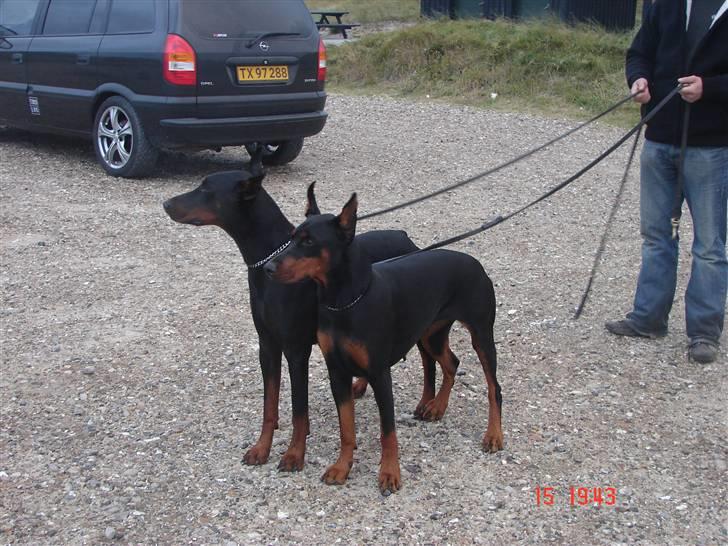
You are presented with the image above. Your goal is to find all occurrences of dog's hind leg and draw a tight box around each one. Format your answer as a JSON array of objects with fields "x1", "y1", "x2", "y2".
[
  {"x1": 413, "y1": 341, "x2": 437, "y2": 419},
  {"x1": 419, "y1": 321, "x2": 458, "y2": 421},
  {"x1": 463, "y1": 317, "x2": 503, "y2": 453},
  {"x1": 243, "y1": 339, "x2": 282, "y2": 465},
  {"x1": 278, "y1": 345, "x2": 312, "y2": 472}
]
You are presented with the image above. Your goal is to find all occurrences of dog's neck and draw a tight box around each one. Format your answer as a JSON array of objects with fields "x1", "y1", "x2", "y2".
[
  {"x1": 223, "y1": 190, "x2": 293, "y2": 268},
  {"x1": 319, "y1": 238, "x2": 372, "y2": 310}
]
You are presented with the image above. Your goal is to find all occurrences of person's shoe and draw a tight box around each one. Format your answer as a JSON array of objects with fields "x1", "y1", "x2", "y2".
[
  {"x1": 688, "y1": 341, "x2": 719, "y2": 364},
  {"x1": 605, "y1": 320, "x2": 664, "y2": 339}
]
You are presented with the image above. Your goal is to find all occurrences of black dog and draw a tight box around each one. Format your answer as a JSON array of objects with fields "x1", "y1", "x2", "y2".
[
  {"x1": 163, "y1": 163, "x2": 419, "y2": 471},
  {"x1": 265, "y1": 190, "x2": 503, "y2": 493}
]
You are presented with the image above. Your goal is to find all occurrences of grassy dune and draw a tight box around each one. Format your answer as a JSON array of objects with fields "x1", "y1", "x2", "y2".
[{"x1": 305, "y1": 1, "x2": 642, "y2": 125}]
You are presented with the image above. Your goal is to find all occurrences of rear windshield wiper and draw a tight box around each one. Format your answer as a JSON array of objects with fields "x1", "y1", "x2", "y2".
[
  {"x1": 245, "y1": 32, "x2": 300, "y2": 48},
  {"x1": 0, "y1": 24, "x2": 18, "y2": 36}
]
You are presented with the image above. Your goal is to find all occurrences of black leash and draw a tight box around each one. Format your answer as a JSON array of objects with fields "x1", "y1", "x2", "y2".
[
  {"x1": 573, "y1": 127, "x2": 641, "y2": 319},
  {"x1": 574, "y1": 86, "x2": 690, "y2": 318},
  {"x1": 671, "y1": 103, "x2": 691, "y2": 239},
  {"x1": 358, "y1": 92, "x2": 640, "y2": 221},
  {"x1": 374, "y1": 84, "x2": 683, "y2": 265}
]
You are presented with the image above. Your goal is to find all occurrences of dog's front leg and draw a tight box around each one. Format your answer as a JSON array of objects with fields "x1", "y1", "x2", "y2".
[
  {"x1": 369, "y1": 368, "x2": 401, "y2": 494},
  {"x1": 243, "y1": 340, "x2": 281, "y2": 465},
  {"x1": 278, "y1": 345, "x2": 312, "y2": 472},
  {"x1": 321, "y1": 362, "x2": 356, "y2": 485}
]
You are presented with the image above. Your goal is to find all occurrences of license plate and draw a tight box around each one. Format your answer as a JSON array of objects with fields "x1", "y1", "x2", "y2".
[{"x1": 237, "y1": 65, "x2": 288, "y2": 83}]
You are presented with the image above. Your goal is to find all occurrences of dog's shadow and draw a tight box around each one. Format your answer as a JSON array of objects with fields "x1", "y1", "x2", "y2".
[{"x1": 0, "y1": 126, "x2": 253, "y2": 179}]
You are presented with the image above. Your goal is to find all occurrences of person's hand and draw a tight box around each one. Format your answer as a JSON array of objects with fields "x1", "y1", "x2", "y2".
[
  {"x1": 631, "y1": 78, "x2": 651, "y2": 104},
  {"x1": 678, "y1": 75, "x2": 703, "y2": 103}
]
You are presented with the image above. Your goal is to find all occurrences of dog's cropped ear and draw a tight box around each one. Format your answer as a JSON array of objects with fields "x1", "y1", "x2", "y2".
[
  {"x1": 304, "y1": 182, "x2": 320, "y2": 217},
  {"x1": 248, "y1": 144, "x2": 265, "y2": 176},
  {"x1": 337, "y1": 193, "x2": 358, "y2": 242},
  {"x1": 249, "y1": 158, "x2": 265, "y2": 178},
  {"x1": 240, "y1": 172, "x2": 265, "y2": 200}
]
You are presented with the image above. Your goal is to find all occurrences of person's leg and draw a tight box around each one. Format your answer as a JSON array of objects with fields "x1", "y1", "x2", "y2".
[
  {"x1": 682, "y1": 145, "x2": 728, "y2": 349},
  {"x1": 623, "y1": 140, "x2": 681, "y2": 336}
]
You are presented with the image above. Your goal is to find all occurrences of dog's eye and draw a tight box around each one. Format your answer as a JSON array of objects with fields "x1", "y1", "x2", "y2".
[{"x1": 301, "y1": 238, "x2": 314, "y2": 247}]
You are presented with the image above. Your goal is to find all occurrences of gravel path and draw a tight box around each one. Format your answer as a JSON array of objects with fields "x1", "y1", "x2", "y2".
[{"x1": 1, "y1": 94, "x2": 725, "y2": 544}]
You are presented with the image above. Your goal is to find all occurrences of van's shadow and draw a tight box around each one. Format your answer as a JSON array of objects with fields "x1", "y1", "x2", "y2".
[{"x1": 0, "y1": 126, "x2": 252, "y2": 180}]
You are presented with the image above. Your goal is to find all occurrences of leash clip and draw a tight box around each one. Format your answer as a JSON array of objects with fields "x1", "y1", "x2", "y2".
[{"x1": 671, "y1": 217, "x2": 680, "y2": 240}]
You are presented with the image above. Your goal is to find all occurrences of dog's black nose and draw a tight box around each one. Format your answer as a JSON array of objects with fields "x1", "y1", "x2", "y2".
[{"x1": 163, "y1": 200, "x2": 172, "y2": 211}]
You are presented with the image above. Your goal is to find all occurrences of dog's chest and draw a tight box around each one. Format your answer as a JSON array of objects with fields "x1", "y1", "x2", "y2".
[
  {"x1": 251, "y1": 279, "x2": 317, "y2": 342},
  {"x1": 317, "y1": 329, "x2": 371, "y2": 374}
]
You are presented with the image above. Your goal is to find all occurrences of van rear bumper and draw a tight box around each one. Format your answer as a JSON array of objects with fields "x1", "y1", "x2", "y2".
[
  {"x1": 126, "y1": 89, "x2": 327, "y2": 149},
  {"x1": 156, "y1": 110, "x2": 327, "y2": 147}
]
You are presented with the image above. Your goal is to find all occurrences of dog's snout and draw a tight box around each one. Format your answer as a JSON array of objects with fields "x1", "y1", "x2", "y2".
[{"x1": 163, "y1": 200, "x2": 172, "y2": 211}]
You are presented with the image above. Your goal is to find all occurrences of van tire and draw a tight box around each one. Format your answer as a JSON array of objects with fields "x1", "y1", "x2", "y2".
[
  {"x1": 246, "y1": 138, "x2": 304, "y2": 166},
  {"x1": 93, "y1": 96, "x2": 158, "y2": 178}
]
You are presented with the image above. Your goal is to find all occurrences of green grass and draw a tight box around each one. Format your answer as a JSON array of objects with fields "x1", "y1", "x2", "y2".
[
  {"x1": 326, "y1": 17, "x2": 640, "y2": 126},
  {"x1": 305, "y1": 0, "x2": 419, "y2": 24},
  {"x1": 304, "y1": 0, "x2": 643, "y2": 126}
]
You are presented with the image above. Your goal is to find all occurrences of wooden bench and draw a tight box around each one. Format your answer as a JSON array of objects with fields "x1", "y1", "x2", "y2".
[{"x1": 310, "y1": 10, "x2": 360, "y2": 39}]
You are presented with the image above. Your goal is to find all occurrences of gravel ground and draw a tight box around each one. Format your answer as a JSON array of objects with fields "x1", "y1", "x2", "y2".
[{"x1": 1, "y1": 94, "x2": 726, "y2": 545}]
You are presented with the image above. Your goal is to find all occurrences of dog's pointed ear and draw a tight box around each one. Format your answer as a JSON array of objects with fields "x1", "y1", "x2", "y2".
[
  {"x1": 337, "y1": 193, "x2": 357, "y2": 242},
  {"x1": 240, "y1": 172, "x2": 265, "y2": 200},
  {"x1": 249, "y1": 143, "x2": 265, "y2": 175},
  {"x1": 305, "y1": 182, "x2": 320, "y2": 217}
]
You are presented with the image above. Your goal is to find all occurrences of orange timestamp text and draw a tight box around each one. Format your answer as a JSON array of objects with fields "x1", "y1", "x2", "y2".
[{"x1": 534, "y1": 486, "x2": 618, "y2": 507}]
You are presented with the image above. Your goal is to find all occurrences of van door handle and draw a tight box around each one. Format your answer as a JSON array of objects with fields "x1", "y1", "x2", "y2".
[
  {"x1": 76, "y1": 54, "x2": 91, "y2": 65},
  {"x1": 11, "y1": 53, "x2": 23, "y2": 64}
]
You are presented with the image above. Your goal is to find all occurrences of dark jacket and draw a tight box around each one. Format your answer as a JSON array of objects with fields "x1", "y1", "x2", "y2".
[{"x1": 626, "y1": 1, "x2": 728, "y2": 147}]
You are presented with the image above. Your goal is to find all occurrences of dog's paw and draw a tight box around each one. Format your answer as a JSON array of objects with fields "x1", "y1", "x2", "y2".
[
  {"x1": 278, "y1": 449, "x2": 305, "y2": 472},
  {"x1": 419, "y1": 398, "x2": 447, "y2": 421},
  {"x1": 321, "y1": 462, "x2": 351, "y2": 485},
  {"x1": 378, "y1": 464, "x2": 401, "y2": 495},
  {"x1": 413, "y1": 396, "x2": 434, "y2": 419},
  {"x1": 482, "y1": 431, "x2": 504, "y2": 453},
  {"x1": 242, "y1": 444, "x2": 271, "y2": 466}
]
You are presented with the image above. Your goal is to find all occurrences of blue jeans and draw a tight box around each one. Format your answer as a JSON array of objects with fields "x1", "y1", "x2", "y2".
[{"x1": 626, "y1": 140, "x2": 727, "y2": 344}]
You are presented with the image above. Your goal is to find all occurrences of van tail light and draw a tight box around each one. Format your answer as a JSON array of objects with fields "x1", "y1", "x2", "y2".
[
  {"x1": 317, "y1": 38, "x2": 327, "y2": 82},
  {"x1": 164, "y1": 34, "x2": 196, "y2": 86}
]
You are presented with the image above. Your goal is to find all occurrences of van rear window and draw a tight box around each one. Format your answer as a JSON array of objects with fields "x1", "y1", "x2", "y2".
[{"x1": 180, "y1": 0, "x2": 314, "y2": 39}]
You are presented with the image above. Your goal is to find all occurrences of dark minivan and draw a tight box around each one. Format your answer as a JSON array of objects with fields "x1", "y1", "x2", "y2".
[{"x1": 0, "y1": 0, "x2": 327, "y2": 177}]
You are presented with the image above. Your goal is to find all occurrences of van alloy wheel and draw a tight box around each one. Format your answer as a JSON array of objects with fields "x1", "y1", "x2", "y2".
[
  {"x1": 97, "y1": 106, "x2": 134, "y2": 170},
  {"x1": 93, "y1": 96, "x2": 157, "y2": 178}
]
